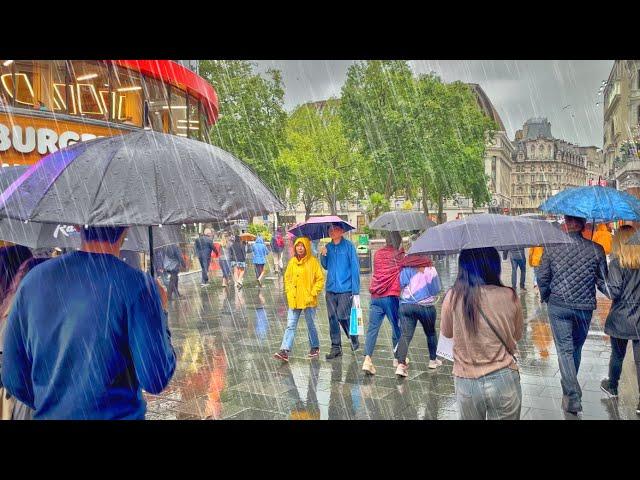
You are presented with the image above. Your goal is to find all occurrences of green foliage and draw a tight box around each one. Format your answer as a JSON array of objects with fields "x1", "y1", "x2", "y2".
[
  {"x1": 247, "y1": 223, "x2": 272, "y2": 241},
  {"x1": 365, "y1": 192, "x2": 390, "y2": 219},
  {"x1": 278, "y1": 100, "x2": 363, "y2": 216},
  {"x1": 199, "y1": 60, "x2": 290, "y2": 198}
]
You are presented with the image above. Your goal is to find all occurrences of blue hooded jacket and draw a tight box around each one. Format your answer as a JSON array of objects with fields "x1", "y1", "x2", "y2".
[
  {"x1": 252, "y1": 236, "x2": 269, "y2": 265},
  {"x1": 320, "y1": 238, "x2": 360, "y2": 294}
]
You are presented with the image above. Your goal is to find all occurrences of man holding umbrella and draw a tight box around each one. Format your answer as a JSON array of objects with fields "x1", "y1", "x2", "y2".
[
  {"x1": 537, "y1": 215, "x2": 609, "y2": 415},
  {"x1": 320, "y1": 223, "x2": 361, "y2": 359},
  {"x1": 1, "y1": 226, "x2": 176, "y2": 420}
]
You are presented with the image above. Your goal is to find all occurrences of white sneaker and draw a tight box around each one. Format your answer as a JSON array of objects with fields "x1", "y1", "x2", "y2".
[
  {"x1": 395, "y1": 363, "x2": 409, "y2": 378},
  {"x1": 200, "y1": 283, "x2": 207, "y2": 287},
  {"x1": 428, "y1": 358, "x2": 443, "y2": 369},
  {"x1": 362, "y1": 356, "x2": 376, "y2": 375},
  {"x1": 393, "y1": 357, "x2": 409, "y2": 368}
]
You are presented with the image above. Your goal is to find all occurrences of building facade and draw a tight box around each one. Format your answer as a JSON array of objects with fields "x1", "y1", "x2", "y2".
[
  {"x1": 510, "y1": 118, "x2": 587, "y2": 215},
  {"x1": 604, "y1": 60, "x2": 640, "y2": 197}
]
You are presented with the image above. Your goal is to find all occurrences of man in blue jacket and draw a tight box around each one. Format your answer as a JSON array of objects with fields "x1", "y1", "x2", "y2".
[
  {"x1": 320, "y1": 223, "x2": 360, "y2": 359},
  {"x1": 1, "y1": 226, "x2": 176, "y2": 420}
]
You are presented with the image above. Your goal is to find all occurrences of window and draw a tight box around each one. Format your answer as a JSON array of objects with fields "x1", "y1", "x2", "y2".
[
  {"x1": 143, "y1": 76, "x2": 170, "y2": 133},
  {"x1": 67, "y1": 61, "x2": 111, "y2": 121},
  {"x1": 187, "y1": 94, "x2": 201, "y2": 140},
  {"x1": 169, "y1": 86, "x2": 187, "y2": 136},
  {"x1": 0, "y1": 60, "x2": 70, "y2": 113},
  {"x1": 111, "y1": 66, "x2": 143, "y2": 126},
  {"x1": 491, "y1": 156, "x2": 497, "y2": 191},
  {"x1": 531, "y1": 175, "x2": 535, "y2": 183}
]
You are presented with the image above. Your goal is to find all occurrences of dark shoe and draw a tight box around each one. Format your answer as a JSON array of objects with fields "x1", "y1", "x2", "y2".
[
  {"x1": 307, "y1": 348, "x2": 320, "y2": 359},
  {"x1": 351, "y1": 337, "x2": 360, "y2": 352},
  {"x1": 274, "y1": 350, "x2": 289, "y2": 362},
  {"x1": 325, "y1": 348, "x2": 342, "y2": 360},
  {"x1": 562, "y1": 395, "x2": 581, "y2": 415},
  {"x1": 600, "y1": 379, "x2": 619, "y2": 398}
]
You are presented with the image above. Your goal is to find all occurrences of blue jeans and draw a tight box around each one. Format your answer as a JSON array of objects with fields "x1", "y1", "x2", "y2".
[
  {"x1": 547, "y1": 303, "x2": 593, "y2": 410},
  {"x1": 364, "y1": 296, "x2": 400, "y2": 357},
  {"x1": 219, "y1": 259, "x2": 232, "y2": 280},
  {"x1": 396, "y1": 303, "x2": 437, "y2": 363},
  {"x1": 511, "y1": 258, "x2": 526, "y2": 289},
  {"x1": 280, "y1": 308, "x2": 319, "y2": 352},
  {"x1": 455, "y1": 367, "x2": 522, "y2": 420}
]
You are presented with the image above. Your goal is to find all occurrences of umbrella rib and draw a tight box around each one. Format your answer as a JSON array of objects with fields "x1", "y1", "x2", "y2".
[{"x1": 87, "y1": 139, "x2": 127, "y2": 226}]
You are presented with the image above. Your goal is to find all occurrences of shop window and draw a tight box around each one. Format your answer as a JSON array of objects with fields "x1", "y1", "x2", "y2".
[
  {"x1": 169, "y1": 87, "x2": 187, "y2": 136},
  {"x1": 143, "y1": 76, "x2": 170, "y2": 133},
  {"x1": 199, "y1": 105, "x2": 209, "y2": 142},
  {"x1": 67, "y1": 61, "x2": 110, "y2": 121},
  {"x1": 187, "y1": 94, "x2": 201, "y2": 140},
  {"x1": 111, "y1": 66, "x2": 143, "y2": 127}
]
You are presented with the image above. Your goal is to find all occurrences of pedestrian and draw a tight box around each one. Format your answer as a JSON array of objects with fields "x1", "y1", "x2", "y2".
[
  {"x1": 503, "y1": 248, "x2": 526, "y2": 290},
  {"x1": 194, "y1": 228, "x2": 215, "y2": 287},
  {"x1": 394, "y1": 253, "x2": 443, "y2": 378},
  {"x1": 528, "y1": 246, "x2": 544, "y2": 291},
  {"x1": 251, "y1": 235, "x2": 269, "y2": 287},
  {"x1": 599, "y1": 225, "x2": 640, "y2": 415},
  {"x1": 218, "y1": 231, "x2": 233, "y2": 288},
  {"x1": 1, "y1": 257, "x2": 49, "y2": 420},
  {"x1": 162, "y1": 243, "x2": 186, "y2": 301},
  {"x1": 271, "y1": 231, "x2": 285, "y2": 275},
  {"x1": 230, "y1": 234, "x2": 247, "y2": 289},
  {"x1": 274, "y1": 236, "x2": 325, "y2": 362},
  {"x1": 592, "y1": 223, "x2": 612, "y2": 256},
  {"x1": 441, "y1": 247, "x2": 524, "y2": 420},
  {"x1": 537, "y1": 215, "x2": 608, "y2": 415},
  {"x1": 362, "y1": 231, "x2": 404, "y2": 376},
  {"x1": 0, "y1": 245, "x2": 32, "y2": 301},
  {"x1": 320, "y1": 223, "x2": 361, "y2": 359},
  {"x1": 1, "y1": 226, "x2": 175, "y2": 419}
]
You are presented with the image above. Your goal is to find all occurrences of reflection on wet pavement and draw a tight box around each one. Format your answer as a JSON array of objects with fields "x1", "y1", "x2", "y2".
[{"x1": 144, "y1": 257, "x2": 639, "y2": 420}]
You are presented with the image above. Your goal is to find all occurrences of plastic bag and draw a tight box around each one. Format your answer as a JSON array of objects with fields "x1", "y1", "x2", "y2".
[{"x1": 349, "y1": 307, "x2": 359, "y2": 336}]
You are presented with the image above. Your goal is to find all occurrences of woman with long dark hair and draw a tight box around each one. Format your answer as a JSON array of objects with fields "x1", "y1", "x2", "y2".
[
  {"x1": 441, "y1": 247, "x2": 524, "y2": 420},
  {"x1": 0, "y1": 245, "x2": 32, "y2": 302}
]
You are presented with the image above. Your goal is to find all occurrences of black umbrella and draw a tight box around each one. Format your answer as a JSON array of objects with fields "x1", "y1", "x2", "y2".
[
  {"x1": 407, "y1": 213, "x2": 573, "y2": 255},
  {"x1": 369, "y1": 211, "x2": 436, "y2": 231},
  {"x1": 0, "y1": 131, "x2": 284, "y2": 275}
]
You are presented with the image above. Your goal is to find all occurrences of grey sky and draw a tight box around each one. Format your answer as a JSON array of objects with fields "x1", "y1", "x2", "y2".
[{"x1": 254, "y1": 60, "x2": 613, "y2": 148}]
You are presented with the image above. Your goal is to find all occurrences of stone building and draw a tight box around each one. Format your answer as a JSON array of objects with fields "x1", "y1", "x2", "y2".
[
  {"x1": 603, "y1": 60, "x2": 640, "y2": 196},
  {"x1": 510, "y1": 118, "x2": 587, "y2": 215}
]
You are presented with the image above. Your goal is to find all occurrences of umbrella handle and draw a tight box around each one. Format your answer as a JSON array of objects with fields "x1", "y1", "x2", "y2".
[{"x1": 149, "y1": 225, "x2": 155, "y2": 277}]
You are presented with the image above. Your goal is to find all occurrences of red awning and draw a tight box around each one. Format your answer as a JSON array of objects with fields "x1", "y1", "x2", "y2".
[{"x1": 108, "y1": 60, "x2": 219, "y2": 125}]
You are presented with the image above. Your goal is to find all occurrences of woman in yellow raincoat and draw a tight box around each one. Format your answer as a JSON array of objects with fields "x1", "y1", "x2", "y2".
[
  {"x1": 529, "y1": 246, "x2": 544, "y2": 290},
  {"x1": 274, "y1": 237, "x2": 325, "y2": 362}
]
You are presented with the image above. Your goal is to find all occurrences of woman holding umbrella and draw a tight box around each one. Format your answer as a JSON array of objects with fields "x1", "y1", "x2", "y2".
[{"x1": 441, "y1": 248, "x2": 524, "y2": 420}]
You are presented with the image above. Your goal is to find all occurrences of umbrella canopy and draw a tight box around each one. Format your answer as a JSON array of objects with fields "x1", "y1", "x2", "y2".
[
  {"x1": 369, "y1": 211, "x2": 436, "y2": 231},
  {"x1": 407, "y1": 214, "x2": 573, "y2": 255},
  {"x1": 539, "y1": 186, "x2": 640, "y2": 222},
  {"x1": 519, "y1": 213, "x2": 548, "y2": 221},
  {"x1": 239, "y1": 232, "x2": 256, "y2": 242},
  {"x1": 288, "y1": 216, "x2": 354, "y2": 241},
  {"x1": 0, "y1": 130, "x2": 284, "y2": 226},
  {"x1": 0, "y1": 165, "x2": 182, "y2": 251}
]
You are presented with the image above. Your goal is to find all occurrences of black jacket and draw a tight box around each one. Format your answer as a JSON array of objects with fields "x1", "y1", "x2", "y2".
[
  {"x1": 194, "y1": 235, "x2": 214, "y2": 259},
  {"x1": 604, "y1": 257, "x2": 640, "y2": 340},
  {"x1": 230, "y1": 241, "x2": 246, "y2": 263},
  {"x1": 537, "y1": 231, "x2": 608, "y2": 311}
]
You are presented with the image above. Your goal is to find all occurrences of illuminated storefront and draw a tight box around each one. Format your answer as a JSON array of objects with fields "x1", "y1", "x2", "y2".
[{"x1": 0, "y1": 60, "x2": 219, "y2": 272}]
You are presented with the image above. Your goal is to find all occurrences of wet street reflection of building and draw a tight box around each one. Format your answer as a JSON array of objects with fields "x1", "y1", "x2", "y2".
[{"x1": 144, "y1": 258, "x2": 639, "y2": 420}]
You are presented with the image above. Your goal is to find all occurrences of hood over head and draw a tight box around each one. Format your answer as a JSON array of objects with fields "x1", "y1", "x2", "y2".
[{"x1": 293, "y1": 236, "x2": 312, "y2": 262}]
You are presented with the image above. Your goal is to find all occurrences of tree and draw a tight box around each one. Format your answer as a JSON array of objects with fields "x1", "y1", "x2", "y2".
[
  {"x1": 199, "y1": 60, "x2": 290, "y2": 199},
  {"x1": 365, "y1": 192, "x2": 390, "y2": 220},
  {"x1": 340, "y1": 61, "x2": 418, "y2": 200},
  {"x1": 278, "y1": 100, "x2": 362, "y2": 217}
]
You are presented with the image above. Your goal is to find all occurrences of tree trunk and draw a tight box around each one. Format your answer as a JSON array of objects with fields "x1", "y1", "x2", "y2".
[
  {"x1": 421, "y1": 180, "x2": 430, "y2": 216},
  {"x1": 437, "y1": 194, "x2": 444, "y2": 224},
  {"x1": 304, "y1": 204, "x2": 312, "y2": 221}
]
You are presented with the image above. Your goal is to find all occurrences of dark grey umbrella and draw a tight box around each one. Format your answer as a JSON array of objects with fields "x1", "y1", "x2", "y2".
[
  {"x1": 519, "y1": 213, "x2": 547, "y2": 221},
  {"x1": 0, "y1": 219, "x2": 182, "y2": 252},
  {"x1": 0, "y1": 166, "x2": 182, "y2": 252},
  {"x1": 0, "y1": 131, "x2": 283, "y2": 275},
  {"x1": 407, "y1": 213, "x2": 573, "y2": 255},
  {"x1": 369, "y1": 211, "x2": 436, "y2": 231}
]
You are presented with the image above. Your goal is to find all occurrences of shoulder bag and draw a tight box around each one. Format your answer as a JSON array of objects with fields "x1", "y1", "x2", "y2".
[{"x1": 477, "y1": 306, "x2": 518, "y2": 365}]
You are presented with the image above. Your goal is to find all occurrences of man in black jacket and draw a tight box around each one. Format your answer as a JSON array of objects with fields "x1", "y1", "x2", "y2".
[
  {"x1": 537, "y1": 215, "x2": 609, "y2": 415},
  {"x1": 194, "y1": 228, "x2": 214, "y2": 286}
]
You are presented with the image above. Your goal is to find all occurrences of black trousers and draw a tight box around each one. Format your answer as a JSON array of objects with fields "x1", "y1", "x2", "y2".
[
  {"x1": 198, "y1": 255, "x2": 211, "y2": 283},
  {"x1": 167, "y1": 269, "x2": 180, "y2": 300},
  {"x1": 326, "y1": 291, "x2": 357, "y2": 348}
]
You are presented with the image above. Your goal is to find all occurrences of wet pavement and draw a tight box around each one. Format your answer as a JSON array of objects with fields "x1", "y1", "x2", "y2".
[{"x1": 145, "y1": 256, "x2": 640, "y2": 420}]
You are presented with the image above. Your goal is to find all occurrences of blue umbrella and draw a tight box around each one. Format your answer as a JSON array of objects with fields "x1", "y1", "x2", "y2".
[
  {"x1": 539, "y1": 186, "x2": 640, "y2": 222},
  {"x1": 288, "y1": 216, "x2": 354, "y2": 241}
]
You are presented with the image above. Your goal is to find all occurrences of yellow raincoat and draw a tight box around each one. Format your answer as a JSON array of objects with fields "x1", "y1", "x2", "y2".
[
  {"x1": 528, "y1": 246, "x2": 544, "y2": 267},
  {"x1": 591, "y1": 224, "x2": 612, "y2": 255},
  {"x1": 285, "y1": 237, "x2": 325, "y2": 309}
]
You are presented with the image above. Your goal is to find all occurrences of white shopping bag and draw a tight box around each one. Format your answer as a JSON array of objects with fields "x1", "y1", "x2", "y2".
[{"x1": 436, "y1": 335, "x2": 454, "y2": 362}]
